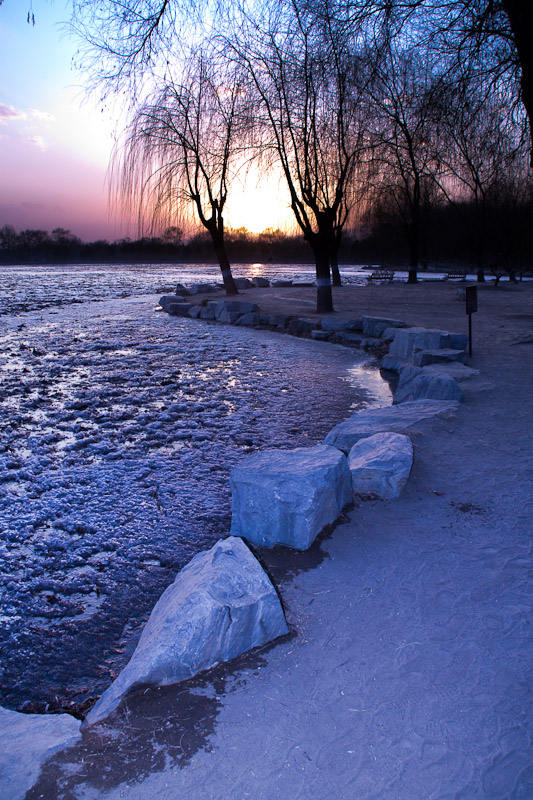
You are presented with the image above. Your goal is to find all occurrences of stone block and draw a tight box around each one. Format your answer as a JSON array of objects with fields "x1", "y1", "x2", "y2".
[
  {"x1": 199, "y1": 303, "x2": 217, "y2": 320},
  {"x1": 234, "y1": 277, "x2": 254, "y2": 289},
  {"x1": 85, "y1": 537, "x2": 288, "y2": 727},
  {"x1": 348, "y1": 432, "x2": 413, "y2": 499},
  {"x1": 214, "y1": 300, "x2": 260, "y2": 322},
  {"x1": 380, "y1": 354, "x2": 407, "y2": 373},
  {"x1": 252, "y1": 277, "x2": 270, "y2": 287},
  {"x1": 268, "y1": 314, "x2": 294, "y2": 329},
  {"x1": 362, "y1": 316, "x2": 405, "y2": 337},
  {"x1": 288, "y1": 318, "x2": 319, "y2": 335},
  {"x1": 413, "y1": 349, "x2": 467, "y2": 367},
  {"x1": 230, "y1": 445, "x2": 352, "y2": 550},
  {"x1": 320, "y1": 317, "x2": 362, "y2": 332},
  {"x1": 311, "y1": 330, "x2": 331, "y2": 341},
  {"x1": 187, "y1": 306, "x2": 202, "y2": 319},
  {"x1": 0, "y1": 706, "x2": 80, "y2": 800},
  {"x1": 233, "y1": 313, "x2": 260, "y2": 327},
  {"x1": 159, "y1": 295, "x2": 187, "y2": 312},
  {"x1": 324, "y1": 399, "x2": 458, "y2": 453},
  {"x1": 388, "y1": 328, "x2": 451, "y2": 360},
  {"x1": 188, "y1": 283, "x2": 219, "y2": 294},
  {"x1": 168, "y1": 303, "x2": 194, "y2": 317},
  {"x1": 393, "y1": 366, "x2": 463, "y2": 404},
  {"x1": 271, "y1": 280, "x2": 293, "y2": 287}
]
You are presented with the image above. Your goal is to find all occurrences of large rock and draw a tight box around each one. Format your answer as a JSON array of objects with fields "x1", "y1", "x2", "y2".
[
  {"x1": 159, "y1": 295, "x2": 187, "y2": 311},
  {"x1": 214, "y1": 300, "x2": 260, "y2": 323},
  {"x1": 324, "y1": 399, "x2": 458, "y2": 453},
  {"x1": 268, "y1": 314, "x2": 295, "y2": 329},
  {"x1": 230, "y1": 445, "x2": 352, "y2": 550},
  {"x1": 288, "y1": 318, "x2": 319, "y2": 335},
  {"x1": 234, "y1": 277, "x2": 254, "y2": 289},
  {"x1": 321, "y1": 317, "x2": 363, "y2": 332},
  {"x1": 421, "y1": 362, "x2": 479, "y2": 381},
  {"x1": 393, "y1": 366, "x2": 463, "y2": 404},
  {"x1": 188, "y1": 283, "x2": 219, "y2": 294},
  {"x1": 413, "y1": 348, "x2": 467, "y2": 367},
  {"x1": 388, "y1": 327, "x2": 454, "y2": 360},
  {"x1": 233, "y1": 312, "x2": 260, "y2": 327},
  {"x1": 85, "y1": 537, "x2": 288, "y2": 727},
  {"x1": 252, "y1": 277, "x2": 270, "y2": 287},
  {"x1": 0, "y1": 706, "x2": 80, "y2": 800},
  {"x1": 362, "y1": 316, "x2": 405, "y2": 337},
  {"x1": 168, "y1": 302, "x2": 194, "y2": 317},
  {"x1": 348, "y1": 432, "x2": 413, "y2": 499}
]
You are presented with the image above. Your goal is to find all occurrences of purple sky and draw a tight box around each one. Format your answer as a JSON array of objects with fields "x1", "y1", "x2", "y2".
[
  {"x1": 0, "y1": 2, "x2": 290, "y2": 242},
  {"x1": 0, "y1": 2, "x2": 138, "y2": 242}
]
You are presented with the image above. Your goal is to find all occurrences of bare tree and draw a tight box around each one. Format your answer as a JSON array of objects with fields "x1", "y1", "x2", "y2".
[
  {"x1": 367, "y1": 44, "x2": 445, "y2": 282},
  {"x1": 230, "y1": 0, "x2": 370, "y2": 311},
  {"x1": 431, "y1": 75, "x2": 526, "y2": 281},
  {"x1": 115, "y1": 52, "x2": 244, "y2": 294}
]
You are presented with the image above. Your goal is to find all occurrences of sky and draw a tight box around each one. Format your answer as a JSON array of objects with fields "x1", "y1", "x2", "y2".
[{"x1": 0, "y1": 1, "x2": 290, "y2": 242}]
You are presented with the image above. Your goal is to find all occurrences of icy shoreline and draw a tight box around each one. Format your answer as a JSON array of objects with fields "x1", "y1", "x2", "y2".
[{"x1": 0, "y1": 289, "x2": 390, "y2": 714}]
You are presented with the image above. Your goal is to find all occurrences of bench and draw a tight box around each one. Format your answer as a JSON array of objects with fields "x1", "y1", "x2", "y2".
[
  {"x1": 444, "y1": 272, "x2": 466, "y2": 281},
  {"x1": 367, "y1": 269, "x2": 395, "y2": 283}
]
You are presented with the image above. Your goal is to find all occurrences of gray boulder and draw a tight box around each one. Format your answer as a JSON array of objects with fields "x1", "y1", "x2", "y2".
[
  {"x1": 388, "y1": 327, "x2": 453, "y2": 360},
  {"x1": 159, "y1": 295, "x2": 187, "y2": 311},
  {"x1": 380, "y1": 354, "x2": 407, "y2": 373},
  {"x1": 85, "y1": 537, "x2": 288, "y2": 727},
  {"x1": 188, "y1": 306, "x2": 202, "y2": 319},
  {"x1": 233, "y1": 312, "x2": 260, "y2": 327},
  {"x1": 413, "y1": 348, "x2": 467, "y2": 366},
  {"x1": 348, "y1": 432, "x2": 413, "y2": 499},
  {"x1": 234, "y1": 277, "x2": 254, "y2": 289},
  {"x1": 188, "y1": 283, "x2": 219, "y2": 294},
  {"x1": 268, "y1": 314, "x2": 295, "y2": 329},
  {"x1": 214, "y1": 300, "x2": 260, "y2": 323},
  {"x1": 321, "y1": 317, "x2": 363, "y2": 332},
  {"x1": 199, "y1": 303, "x2": 217, "y2": 320},
  {"x1": 230, "y1": 445, "x2": 352, "y2": 550},
  {"x1": 0, "y1": 706, "x2": 80, "y2": 800},
  {"x1": 288, "y1": 318, "x2": 319, "y2": 335},
  {"x1": 421, "y1": 362, "x2": 479, "y2": 382},
  {"x1": 393, "y1": 366, "x2": 463, "y2": 404},
  {"x1": 324, "y1": 399, "x2": 458, "y2": 453},
  {"x1": 311, "y1": 330, "x2": 331, "y2": 341},
  {"x1": 362, "y1": 316, "x2": 405, "y2": 337},
  {"x1": 252, "y1": 277, "x2": 270, "y2": 287},
  {"x1": 271, "y1": 279, "x2": 293, "y2": 287},
  {"x1": 168, "y1": 302, "x2": 194, "y2": 317}
]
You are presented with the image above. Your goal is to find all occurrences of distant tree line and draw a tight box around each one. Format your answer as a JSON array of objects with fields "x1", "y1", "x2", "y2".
[
  {"x1": 2, "y1": 202, "x2": 531, "y2": 280},
  {"x1": 59, "y1": 1, "x2": 533, "y2": 305}
]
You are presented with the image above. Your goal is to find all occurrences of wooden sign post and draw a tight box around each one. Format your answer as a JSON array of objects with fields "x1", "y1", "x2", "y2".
[{"x1": 465, "y1": 285, "x2": 478, "y2": 357}]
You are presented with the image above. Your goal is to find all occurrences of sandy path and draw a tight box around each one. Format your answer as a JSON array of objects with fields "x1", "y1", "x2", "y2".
[{"x1": 27, "y1": 281, "x2": 533, "y2": 799}]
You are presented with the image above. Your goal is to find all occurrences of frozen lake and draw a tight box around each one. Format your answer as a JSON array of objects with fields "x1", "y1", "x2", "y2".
[{"x1": 0, "y1": 264, "x2": 391, "y2": 714}]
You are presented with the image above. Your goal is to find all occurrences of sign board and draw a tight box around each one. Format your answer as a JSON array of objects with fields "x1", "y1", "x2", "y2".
[{"x1": 465, "y1": 285, "x2": 478, "y2": 315}]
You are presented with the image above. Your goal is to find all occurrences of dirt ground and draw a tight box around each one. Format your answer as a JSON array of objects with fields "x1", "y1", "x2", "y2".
[{"x1": 21, "y1": 281, "x2": 533, "y2": 799}]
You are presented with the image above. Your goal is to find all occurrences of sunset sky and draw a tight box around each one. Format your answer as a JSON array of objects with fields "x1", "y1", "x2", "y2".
[{"x1": 0, "y1": 1, "x2": 289, "y2": 242}]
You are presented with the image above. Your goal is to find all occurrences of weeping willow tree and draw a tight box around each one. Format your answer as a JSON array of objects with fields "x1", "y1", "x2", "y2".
[
  {"x1": 114, "y1": 52, "x2": 247, "y2": 294},
  {"x1": 229, "y1": 0, "x2": 371, "y2": 312}
]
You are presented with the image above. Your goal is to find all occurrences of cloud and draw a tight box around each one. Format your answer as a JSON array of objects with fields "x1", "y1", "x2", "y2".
[
  {"x1": 0, "y1": 103, "x2": 26, "y2": 124},
  {"x1": 27, "y1": 135, "x2": 47, "y2": 151},
  {"x1": 30, "y1": 108, "x2": 56, "y2": 123}
]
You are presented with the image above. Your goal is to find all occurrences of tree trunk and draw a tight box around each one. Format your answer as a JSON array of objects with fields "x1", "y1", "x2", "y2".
[
  {"x1": 211, "y1": 233, "x2": 238, "y2": 295},
  {"x1": 310, "y1": 236, "x2": 334, "y2": 313},
  {"x1": 330, "y1": 237, "x2": 342, "y2": 287}
]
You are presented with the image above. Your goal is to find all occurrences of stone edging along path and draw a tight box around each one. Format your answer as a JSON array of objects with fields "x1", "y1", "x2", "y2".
[{"x1": 0, "y1": 284, "x2": 479, "y2": 790}]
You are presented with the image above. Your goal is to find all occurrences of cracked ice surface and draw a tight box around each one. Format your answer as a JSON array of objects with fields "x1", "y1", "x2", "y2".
[{"x1": 0, "y1": 278, "x2": 391, "y2": 714}]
